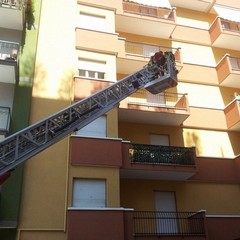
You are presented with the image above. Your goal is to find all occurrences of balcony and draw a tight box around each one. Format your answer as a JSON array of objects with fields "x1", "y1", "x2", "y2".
[
  {"x1": 116, "y1": 1, "x2": 176, "y2": 39},
  {"x1": 70, "y1": 136, "x2": 123, "y2": 167},
  {"x1": 121, "y1": 143, "x2": 197, "y2": 180},
  {"x1": 67, "y1": 209, "x2": 207, "y2": 240},
  {"x1": 130, "y1": 211, "x2": 206, "y2": 238},
  {"x1": 168, "y1": 0, "x2": 214, "y2": 12},
  {"x1": 0, "y1": 106, "x2": 10, "y2": 136},
  {"x1": 224, "y1": 98, "x2": 240, "y2": 131},
  {"x1": 75, "y1": 28, "x2": 125, "y2": 55},
  {"x1": 0, "y1": 40, "x2": 19, "y2": 84},
  {"x1": 0, "y1": 0, "x2": 26, "y2": 30},
  {"x1": 209, "y1": 17, "x2": 240, "y2": 51},
  {"x1": 119, "y1": 90, "x2": 190, "y2": 126},
  {"x1": 216, "y1": 54, "x2": 240, "y2": 88},
  {"x1": 70, "y1": 137, "x2": 196, "y2": 180},
  {"x1": 117, "y1": 41, "x2": 182, "y2": 74}
]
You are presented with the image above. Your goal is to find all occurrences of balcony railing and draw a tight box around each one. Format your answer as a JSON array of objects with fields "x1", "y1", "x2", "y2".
[
  {"x1": 229, "y1": 56, "x2": 240, "y2": 71},
  {"x1": 221, "y1": 19, "x2": 240, "y2": 34},
  {"x1": 129, "y1": 144, "x2": 196, "y2": 166},
  {"x1": 123, "y1": 0, "x2": 175, "y2": 21},
  {"x1": 0, "y1": 0, "x2": 24, "y2": 9},
  {"x1": 0, "y1": 40, "x2": 19, "y2": 62},
  {"x1": 133, "y1": 211, "x2": 206, "y2": 236},
  {"x1": 125, "y1": 41, "x2": 182, "y2": 63},
  {"x1": 128, "y1": 90, "x2": 187, "y2": 110},
  {"x1": 0, "y1": 106, "x2": 10, "y2": 134}
]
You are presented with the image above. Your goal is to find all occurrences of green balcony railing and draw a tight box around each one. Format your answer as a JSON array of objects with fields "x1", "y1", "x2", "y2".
[{"x1": 129, "y1": 144, "x2": 196, "y2": 166}]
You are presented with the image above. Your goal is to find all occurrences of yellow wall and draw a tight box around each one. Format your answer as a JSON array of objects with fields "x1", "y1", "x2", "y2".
[
  {"x1": 18, "y1": 0, "x2": 78, "y2": 237},
  {"x1": 118, "y1": 122, "x2": 240, "y2": 158},
  {"x1": 120, "y1": 179, "x2": 240, "y2": 214},
  {"x1": 107, "y1": 108, "x2": 118, "y2": 138},
  {"x1": 183, "y1": 128, "x2": 239, "y2": 157},
  {"x1": 68, "y1": 166, "x2": 120, "y2": 207},
  {"x1": 118, "y1": 122, "x2": 185, "y2": 146},
  {"x1": 175, "y1": 7, "x2": 216, "y2": 29},
  {"x1": 177, "y1": 82, "x2": 224, "y2": 108},
  {"x1": 172, "y1": 42, "x2": 216, "y2": 66}
]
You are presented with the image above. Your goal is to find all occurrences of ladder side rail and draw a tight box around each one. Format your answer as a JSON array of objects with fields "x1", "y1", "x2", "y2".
[{"x1": 0, "y1": 63, "x2": 161, "y2": 175}]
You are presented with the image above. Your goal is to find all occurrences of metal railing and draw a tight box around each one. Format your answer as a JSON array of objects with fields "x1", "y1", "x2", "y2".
[
  {"x1": 123, "y1": 0, "x2": 175, "y2": 21},
  {"x1": 129, "y1": 144, "x2": 196, "y2": 166},
  {"x1": 229, "y1": 56, "x2": 240, "y2": 71},
  {"x1": 0, "y1": 0, "x2": 25, "y2": 9},
  {"x1": 128, "y1": 90, "x2": 187, "y2": 110},
  {"x1": 0, "y1": 40, "x2": 19, "y2": 61},
  {"x1": 221, "y1": 19, "x2": 240, "y2": 34},
  {"x1": 0, "y1": 107, "x2": 10, "y2": 134},
  {"x1": 125, "y1": 41, "x2": 182, "y2": 63},
  {"x1": 133, "y1": 211, "x2": 206, "y2": 236}
]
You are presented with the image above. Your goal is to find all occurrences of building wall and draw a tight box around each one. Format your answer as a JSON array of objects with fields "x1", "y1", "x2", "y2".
[
  {"x1": 17, "y1": 0, "x2": 77, "y2": 238},
  {"x1": 120, "y1": 179, "x2": 240, "y2": 214},
  {"x1": 12, "y1": 0, "x2": 240, "y2": 239}
]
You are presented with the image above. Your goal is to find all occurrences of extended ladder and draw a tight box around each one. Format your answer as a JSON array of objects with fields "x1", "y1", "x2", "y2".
[{"x1": 0, "y1": 53, "x2": 178, "y2": 175}]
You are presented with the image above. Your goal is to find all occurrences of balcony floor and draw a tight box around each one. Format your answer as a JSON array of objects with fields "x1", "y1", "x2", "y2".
[
  {"x1": 120, "y1": 168, "x2": 196, "y2": 180},
  {"x1": 118, "y1": 107, "x2": 189, "y2": 126}
]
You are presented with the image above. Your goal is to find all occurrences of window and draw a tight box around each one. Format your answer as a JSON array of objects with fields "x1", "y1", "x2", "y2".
[
  {"x1": 150, "y1": 134, "x2": 169, "y2": 146},
  {"x1": 0, "y1": 107, "x2": 10, "y2": 133},
  {"x1": 143, "y1": 45, "x2": 159, "y2": 58},
  {"x1": 72, "y1": 179, "x2": 106, "y2": 208},
  {"x1": 221, "y1": 20, "x2": 230, "y2": 30},
  {"x1": 78, "y1": 59, "x2": 106, "y2": 80},
  {"x1": 230, "y1": 57, "x2": 240, "y2": 70},
  {"x1": 79, "y1": 12, "x2": 106, "y2": 32},
  {"x1": 155, "y1": 191, "x2": 178, "y2": 234},
  {"x1": 76, "y1": 116, "x2": 106, "y2": 137}
]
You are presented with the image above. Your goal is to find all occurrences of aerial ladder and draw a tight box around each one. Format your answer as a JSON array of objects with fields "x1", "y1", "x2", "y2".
[{"x1": 0, "y1": 52, "x2": 178, "y2": 180}]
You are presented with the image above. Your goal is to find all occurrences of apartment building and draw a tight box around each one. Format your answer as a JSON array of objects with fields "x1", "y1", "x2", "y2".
[{"x1": 1, "y1": 0, "x2": 240, "y2": 239}]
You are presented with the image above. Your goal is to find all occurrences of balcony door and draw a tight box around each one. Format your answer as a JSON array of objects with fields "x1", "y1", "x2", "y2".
[
  {"x1": 155, "y1": 191, "x2": 178, "y2": 234},
  {"x1": 150, "y1": 134, "x2": 169, "y2": 146}
]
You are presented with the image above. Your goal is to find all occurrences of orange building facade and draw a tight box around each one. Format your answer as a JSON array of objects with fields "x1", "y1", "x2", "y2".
[{"x1": 1, "y1": 0, "x2": 240, "y2": 240}]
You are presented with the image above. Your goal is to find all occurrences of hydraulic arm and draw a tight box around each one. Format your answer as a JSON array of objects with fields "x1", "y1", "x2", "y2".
[{"x1": 0, "y1": 52, "x2": 178, "y2": 176}]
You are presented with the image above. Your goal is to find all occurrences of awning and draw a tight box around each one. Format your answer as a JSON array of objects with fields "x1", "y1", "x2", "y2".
[
  {"x1": 213, "y1": 4, "x2": 240, "y2": 23},
  {"x1": 128, "y1": 0, "x2": 172, "y2": 9}
]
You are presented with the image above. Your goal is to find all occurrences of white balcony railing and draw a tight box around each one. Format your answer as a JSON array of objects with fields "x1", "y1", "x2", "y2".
[
  {"x1": 0, "y1": 107, "x2": 10, "y2": 134},
  {"x1": 0, "y1": 0, "x2": 24, "y2": 9},
  {"x1": 0, "y1": 40, "x2": 19, "y2": 62}
]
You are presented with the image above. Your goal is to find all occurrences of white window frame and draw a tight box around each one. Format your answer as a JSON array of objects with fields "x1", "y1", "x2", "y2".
[
  {"x1": 150, "y1": 134, "x2": 169, "y2": 146},
  {"x1": 78, "y1": 59, "x2": 106, "y2": 80},
  {"x1": 79, "y1": 12, "x2": 106, "y2": 32},
  {"x1": 76, "y1": 116, "x2": 107, "y2": 137}
]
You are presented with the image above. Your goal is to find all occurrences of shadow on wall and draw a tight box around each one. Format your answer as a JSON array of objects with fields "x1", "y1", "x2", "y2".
[
  {"x1": 185, "y1": 130, "x2": 202, "y2": 156},
  {"x1": 20, "y1": 51, "x2": 36, "y2": 83}
]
